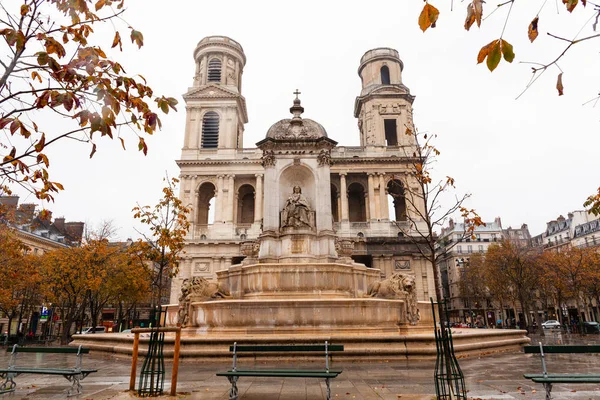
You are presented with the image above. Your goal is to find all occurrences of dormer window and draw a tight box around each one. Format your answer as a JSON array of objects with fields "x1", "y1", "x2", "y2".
[
  {"x1": 207, "y1": 58, "x2": 222, "y2": 82},
  {"x1": 381, "y1": 65, "x2": 390, "y2": 84}
]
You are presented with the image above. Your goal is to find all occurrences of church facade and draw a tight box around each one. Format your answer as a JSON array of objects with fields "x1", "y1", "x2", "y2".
[{"x1": 171, "y1": 36, "x2": 436, "y2": 304}]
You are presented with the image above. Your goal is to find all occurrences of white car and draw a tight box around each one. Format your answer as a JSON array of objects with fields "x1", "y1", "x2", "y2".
[{"x1": 542, "y1": 320, "x2": 561, "y2": 329}]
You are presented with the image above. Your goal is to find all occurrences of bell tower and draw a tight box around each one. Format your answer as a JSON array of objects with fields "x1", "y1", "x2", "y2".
[
  {"x1": 182, "y1": 36, "x2": 248, "y2": 151},
  {"x1": 354, "y1": 48, "x2": 415, "y2": 147}
]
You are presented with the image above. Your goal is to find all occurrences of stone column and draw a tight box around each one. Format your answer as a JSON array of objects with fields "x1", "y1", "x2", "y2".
[
  {"x1": 367, "y1": 173, "x2": 376, "y2": 221},
  {"x1": 379, "y1": 173, "x2": 389, "y2": 220},
  {"x1": 254, "y1": 174, "x2": 263, "y2": 223},
  {"x1": 201, "y1": 55, "x2": 208, "y2": 85},
  {"x1": 221, "y1": 55, "x2": 228, "y2": 85},
  {"x1": 215, "y1": 175, "x2": 224, "y2": 222},
  {"x1": 340, "y1": 173, "x2": 349, "y2": 222},
  {"x1": 190, "y1": 175, "x2": 197, "y2": 225},
  {"x1": 365, "y1": 193, "x2": 370, "y2": 220},
  {"x1": 226, "y1": 175, "x2": 235, "y2": 223}
]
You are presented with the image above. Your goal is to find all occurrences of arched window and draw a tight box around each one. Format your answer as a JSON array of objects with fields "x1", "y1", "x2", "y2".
[
  {"x1": 197, "y1": 182, "x2": 216, "y2": 224},
  {"x1": 207, "y1": 58, "x2": 222, "y2": 82},
  {"x1": 387, "y1": 179, "x2": 407, "y2": 221},
  {"x1": 331, "y1": 184, "x2": 339, "y2": 222},
  {"x1": 381, "y1": 65, "x2": 391, "y2": 85},
  {"x1": 347, "y1": 183, "x2": 367, "y2": 222},
  {"x1": 236, "y1": 184, "x2": 255, "y2": 224},
  {"x1": 201, "y1": 112, "x2": 219, "y2": 148}
]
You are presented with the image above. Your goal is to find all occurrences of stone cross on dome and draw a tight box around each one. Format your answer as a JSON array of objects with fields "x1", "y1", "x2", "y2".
[{"x1": 290, "y1": 88, "x2": 304, "y2": 125}]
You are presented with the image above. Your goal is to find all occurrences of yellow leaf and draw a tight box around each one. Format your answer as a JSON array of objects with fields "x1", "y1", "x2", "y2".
[
  {"x1": 95, "y1": 0, "x2": 106, "y2": 11},
  {"x1": 465, "y1": 4, "x2": 476, "y2": 31},
  {"x1": 418, "y1": 3, "x2": 440, "y2": 32},
  {"x1": 563, "y1": 0, "x2": 578, "y2": 12},
  {"x1": 556, "y1": 72, "x2": 564, "y2": 96},
  {"x1": 528, "y1": 17, "x2": 539, "y2": 42},
  {"x1": 476, "y1": 41, "x2": 496, "y2": 64},
  {"x1": 501, "y1": 39, "x2": 515, "y2": 63},
  {"x1": 20, "y1": 4, "x2": 30, "y2": 16},
  {"x1": 486, "y1": 40, "x2": 502, "y2": 71}
]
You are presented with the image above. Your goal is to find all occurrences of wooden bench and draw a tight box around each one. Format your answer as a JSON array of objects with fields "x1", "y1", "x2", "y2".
[
  {"x1": 0, "y1": 345, "x2": 98, "y2": 396},
  {"x1": 523, "y1": 343, "x2": 600, "y2": 400},
  {"x1": 217, "y1": 342, "x2": 344, "y2": 400}
]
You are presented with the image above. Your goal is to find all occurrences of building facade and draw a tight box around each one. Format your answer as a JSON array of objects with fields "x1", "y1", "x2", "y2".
[
  {"x1": 437, "y1": 218, "x2": 507, "y2": 322},
  {"x1": 531, "y1": 211, "x2": 597, "y2": 252},
  {"x1": 171, "y1": 36, "x2": 436, "y2": 303}
]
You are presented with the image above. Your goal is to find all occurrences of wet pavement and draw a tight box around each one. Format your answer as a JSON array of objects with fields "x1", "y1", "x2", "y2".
[{"x1": 0, "y1": 331, "x2": 599, "y2": 399}]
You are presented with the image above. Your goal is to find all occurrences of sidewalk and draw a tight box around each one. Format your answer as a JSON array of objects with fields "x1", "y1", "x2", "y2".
[{"x1": 1, "y1": 331, "x2": 599, "y2": 399}]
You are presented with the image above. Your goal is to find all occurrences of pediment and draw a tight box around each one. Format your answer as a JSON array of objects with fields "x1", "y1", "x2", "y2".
[
  {"x1": 369, "y1": 85, "x2": 410, "y2": 96},
  {"x1": 183, "y1": 84, "x2": 240, "y2": 100}
]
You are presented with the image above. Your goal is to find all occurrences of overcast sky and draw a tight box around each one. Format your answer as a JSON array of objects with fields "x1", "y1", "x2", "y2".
[{"x1": 10, "y1": 0, "x2": 600, "y2": 240}]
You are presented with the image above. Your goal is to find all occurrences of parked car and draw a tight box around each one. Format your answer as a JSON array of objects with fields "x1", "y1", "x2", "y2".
[
  {"x1": 80, "y1": 326, "x2": 106, "y2": 334},
  {"x1": 582, "y1": 321, "x2": 600, "y2": 334},
  {"x1": 541, "y1": 320, "x2": 561, "y2": 329}
]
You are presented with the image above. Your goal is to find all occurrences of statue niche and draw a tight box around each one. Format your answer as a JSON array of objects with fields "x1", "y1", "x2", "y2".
[{"x1": 281, "y1": 186, "x2": 315, "y2": 229}]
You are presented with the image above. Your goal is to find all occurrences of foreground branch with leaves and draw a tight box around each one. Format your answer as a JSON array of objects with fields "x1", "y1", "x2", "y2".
[
  {"x1": 132, "y1": 177, "x2": 190, "y2": 308},
  {"x1": 0, "y1": 0, "x2": 177, "y2": 200}
]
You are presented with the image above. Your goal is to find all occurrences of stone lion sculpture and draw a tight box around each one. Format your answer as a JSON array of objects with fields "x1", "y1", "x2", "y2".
[
  {"x1": 177, "y1": 277, "x2": 229, "y2": 327},
  {"x1": 367, "y1": 272, "x2": 420, "y2": 326}
]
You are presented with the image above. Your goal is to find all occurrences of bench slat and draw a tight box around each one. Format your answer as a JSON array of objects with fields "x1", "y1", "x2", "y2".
[
  {"x1": 532, "y1": 377, "x2": 600, "y2": 383},
  {"x1": 5, "y1": 347, "x2": 90, "y2": 354},
  {"x1": 525, "y1": 374, "x2": 600, "y2": 379},
  {"x1": 217, "y1": 371, "x2": 341, "y2": 378},
  {"x1": 0, "y1": 368, "x2": 97, "y2": 375},
  {"x1": 230, "y1": 345, "x2": 344, "y2": 352},
  {"x1": 524, "y1": 345, "x2": 600, "y2": 354},
  {"x1": 232, "y1": 369, "x2": 343, "y2": 374}
]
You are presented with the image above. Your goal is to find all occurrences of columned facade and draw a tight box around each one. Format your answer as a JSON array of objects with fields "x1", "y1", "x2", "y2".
[{"x1": 172, "y1": 39, "x2": 435, "y2": 304}]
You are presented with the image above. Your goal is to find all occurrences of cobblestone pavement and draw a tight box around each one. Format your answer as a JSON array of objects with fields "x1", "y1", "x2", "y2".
[{"x1": 0, "y1": 331, "x2": 599, "y2": 399}]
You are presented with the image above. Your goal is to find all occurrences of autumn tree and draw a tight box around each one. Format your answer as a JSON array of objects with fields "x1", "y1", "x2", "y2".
[
  {"x1": 132, "y1": 177, "x2": 190, "y2": 309},
  {"x1": 113, "y1": 246, "x2": 152, "y2": 330},
  {"x1": 457, "y1": 253, "x2": 492, "y2": 326},
  {"x1": 583, "y1": 248, "x2": 600, "y2": 320},
  {"x1": 40, "y1": 246, "x2": 91, "y2": 343},
  {"x1": 483, "y1": 240, "x2": 539, "y2": 330},
  {"x1": 0, "y1": 0, "x2": 177, "y2": 200},
  {"x1": 391, "y1": 127, "x2": 484, "y2": 310}
]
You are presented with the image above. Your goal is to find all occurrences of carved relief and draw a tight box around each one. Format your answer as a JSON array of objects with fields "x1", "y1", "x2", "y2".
[
  {"x1": 378, "y1": 103, "x2": 402, "y2": 115},
  {"x1": 193, "y1": 262, "x2": 210, "y2": 275},
  {"x1": 367, "y1": 272, "x2": 420, "y2": 325},
  {"x1": 317, "y1": 149, "x2": 332, "y2": 167},
  {"x1": 261, "y1": 150, "x2": 276, "y2": 167},
  {"x1": 240, "y1": 240, "x2": 260, "y2": 258},
  {"x1": 335, "y1": 238, "x2": 354, "y2": 263},
  {"x1": 394, "y1": 260, "x2": 411, "y2": 270}
]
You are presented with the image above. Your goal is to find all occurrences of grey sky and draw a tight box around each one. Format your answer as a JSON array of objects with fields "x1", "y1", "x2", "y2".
[{"x1": 12, "y1": 0, "x2": 600, "y2": 240}]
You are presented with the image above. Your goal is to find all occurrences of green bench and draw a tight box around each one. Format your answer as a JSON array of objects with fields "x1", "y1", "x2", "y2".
[
  {"x1": 523, "y1": 343, "x2": 600, "y2": 400},
  {"x1": 0, "y1": 345, "x2": 97, "y2": 396},
  {"x1": 217, "y1": 342, "x2": 344, "y2": 400}
]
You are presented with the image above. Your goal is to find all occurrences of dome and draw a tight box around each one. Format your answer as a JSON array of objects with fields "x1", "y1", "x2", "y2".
[
  {"x1": 265, "y1": 94, "x2": 327, "y2": 140},
  {"x1": 266, "y1": 118, "x2": 328, "y2": 140},
  {"x1": 193, "y1": 35, "x2": 246, "y2": 65},
  {"x1": 358, "y1": 47, "x2": 403, "y2": 75}
]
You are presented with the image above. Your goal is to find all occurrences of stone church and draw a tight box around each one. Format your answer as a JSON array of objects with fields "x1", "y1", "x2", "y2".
[{"x1": 170, "y1": 36, "x2": 436, "y2": 304}]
